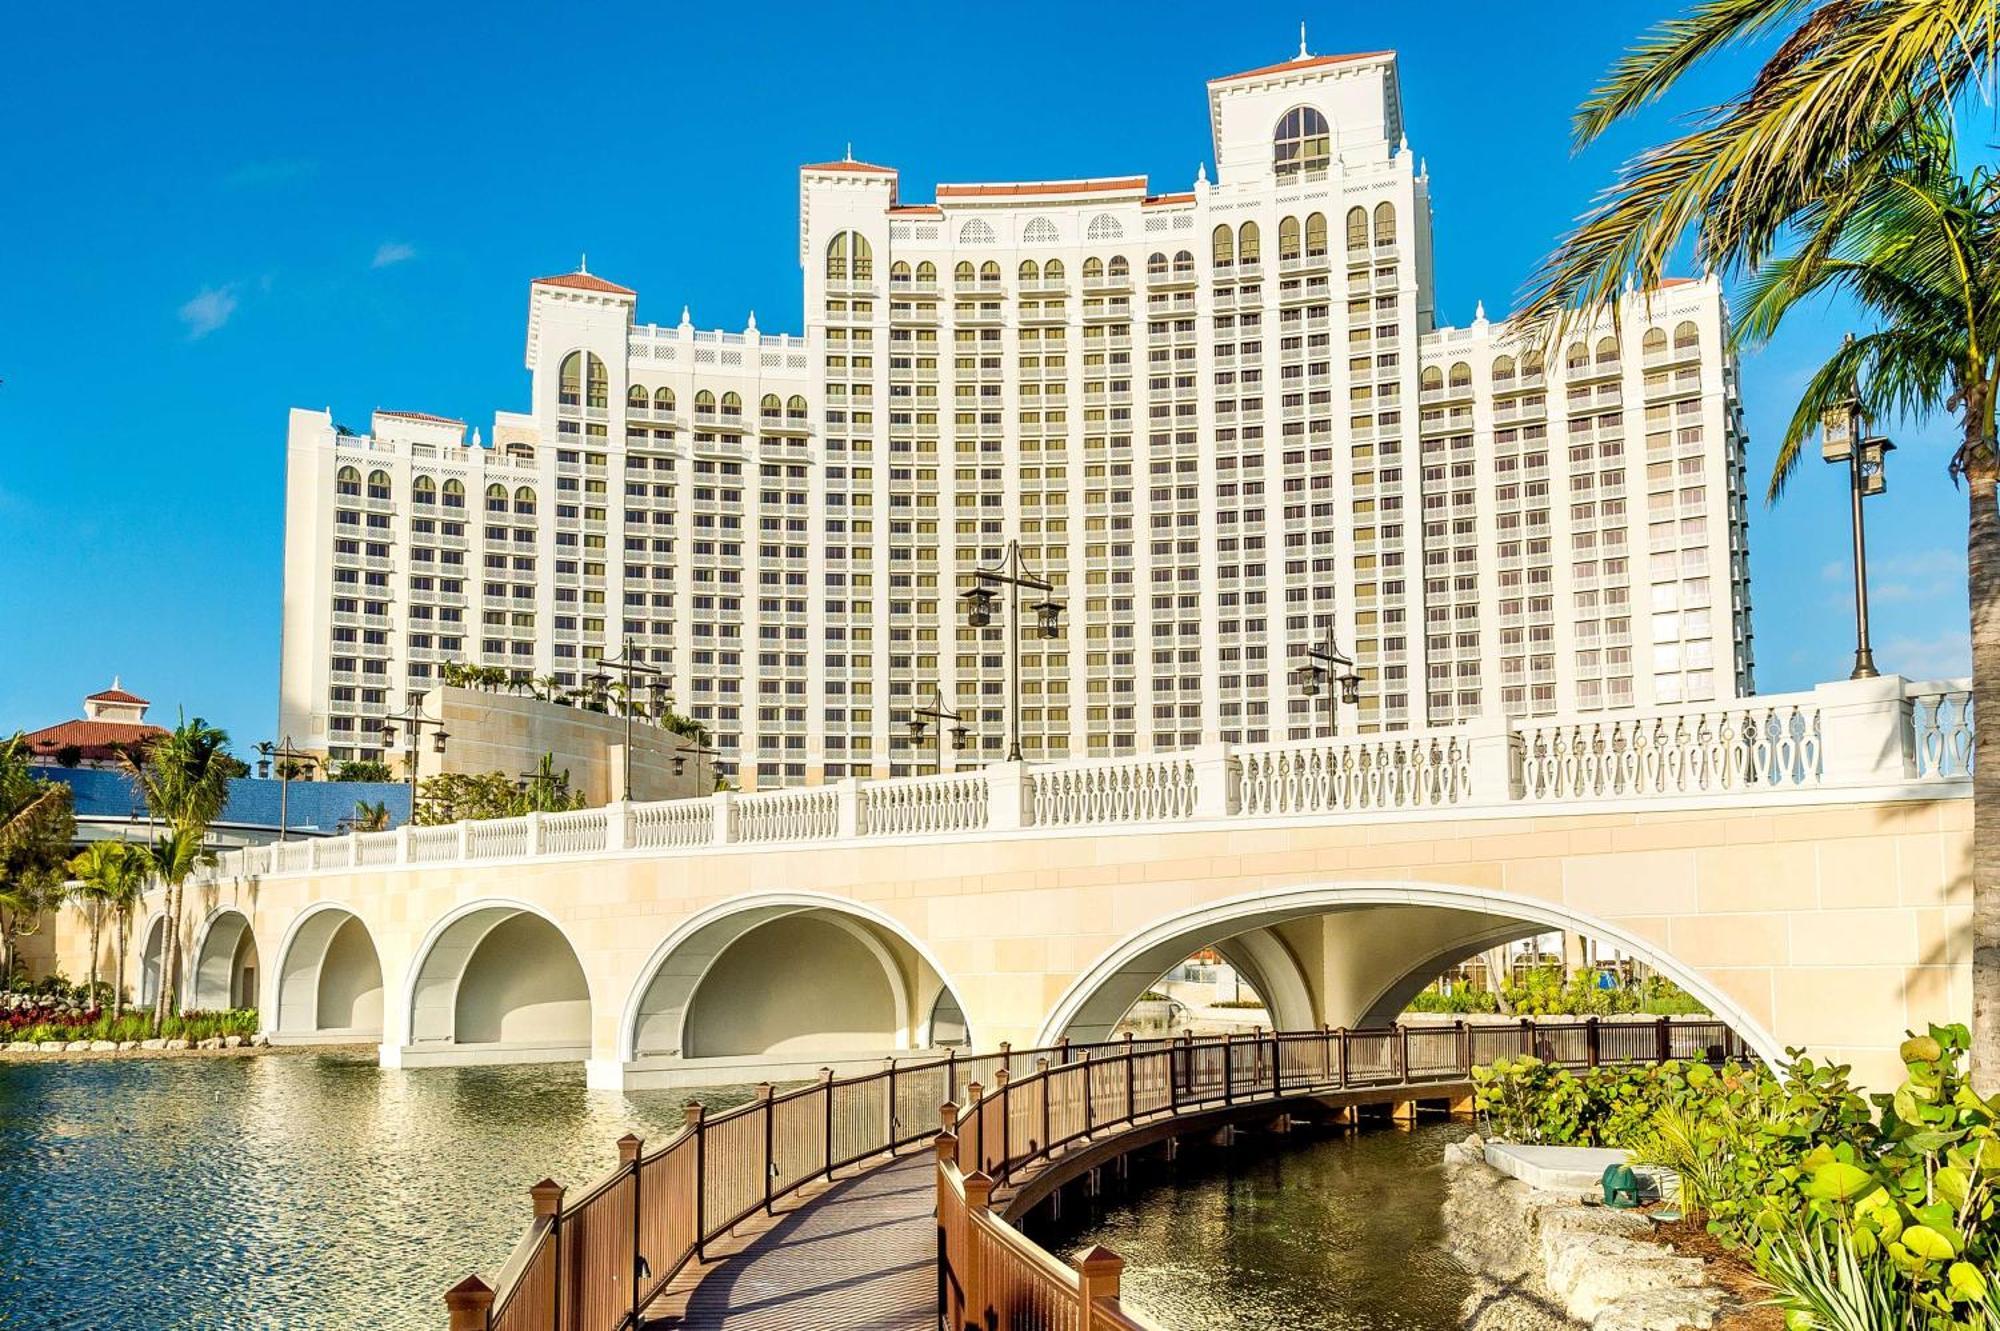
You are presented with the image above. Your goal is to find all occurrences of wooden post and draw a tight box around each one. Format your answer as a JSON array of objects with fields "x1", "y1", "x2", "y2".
[
  {"x1": 886, "y1": 1058, "x2": 899, "y2": 1145},
  {"x1": 966, "y1": 1082, "x2": 984, "y2": 1171},
  {"x1": 995, "y1": 1066, "x2": 1012, "y2": 1182},
  {"x1": 820, "y1": 1067, "x2": 837, "y2": 1177},
  {"x1": 618, "y1": 1133, "x2": 644, "y2": 1322},
  {"x1": 1456, "y1": 1019, "x2": 1470, "y2": 1075},
  {"x1": 1586, "y1": 1016, "x2": 1601, "y2": 1068},
  {"x1": 963, "y1": 1171, "x2": 993, "y2": 1316},
  {"x1": 1223, "y1": 1034, "x2": 1234, "y2": 1105},
  {"x1": 1398, "y1": 1024, "x2": 1410, "y2": 1081},
  {"x1": 1074, "y1": 1243, "x2": 1125, "y2": 1324},
  {"x1": 444, "y1": 1275, "x2": 494, "y2": 1331},
  {"x1": 1655, "y1": 1015, "x2": 1672, "y2": 1063},
  {"x1": 755, "y1": 1083, "x2": 776, "y2": 1213},
  {"x1": 1271, "y1": 1029, "x2": 1282, "y2": 1099},
  {"x1": 1123, "y1": 1031, "x2": 1136, "y2": 1122},
  {"x1": 684, "y1": 1100, "x2": 706, "y2": 1260},
  {"x1": 946, "y1": 1047, "x2": 959, "y2": 1104},
  {"x1": 1037, "y1": 1057, "x2": 1051, "y2": 1155},
  {"x1": 531, "y1": 1178, "x2": 564, "y2": 1328},
  {"x1": 1520, "y1": 1016, "x2": 1533, "y2": 1055}
]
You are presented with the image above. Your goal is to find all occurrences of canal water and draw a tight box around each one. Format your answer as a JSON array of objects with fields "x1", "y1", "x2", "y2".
[
  {"x1": 0, "y1": 1051, "x2": 753, "y2": 1331},
  {"x1": 1032, "y1": 1120, "x2": 1476, "y2": 1330}
]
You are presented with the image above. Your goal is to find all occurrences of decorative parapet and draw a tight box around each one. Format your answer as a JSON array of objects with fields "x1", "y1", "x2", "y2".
[{"x1": 199, "y1": 675, "x2": 1973, "y2": 886}]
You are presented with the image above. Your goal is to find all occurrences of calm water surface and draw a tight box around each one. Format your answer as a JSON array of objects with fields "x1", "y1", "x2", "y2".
[
  {"x1": 0, "y1": 1052, "x2": 756, "y2": 1330},
  {"x1": 1033, "y1": 1121, "x2": 1475, "y2": 1331}
]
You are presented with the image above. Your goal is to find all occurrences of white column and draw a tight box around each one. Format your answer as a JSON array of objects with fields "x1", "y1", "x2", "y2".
[
  {"x1": 1813, "y1": 675, "x2": 1916, "y2": 785},
  {"x1": 1190, "y1": 742, "x2": 1240, "y2": 819},
  {"x1": 1463, "y1": 713, "x2": 1523, "y2": 805},
  {"x1": 987, "y1": 761, "x2": 1027, "y2": 831}
]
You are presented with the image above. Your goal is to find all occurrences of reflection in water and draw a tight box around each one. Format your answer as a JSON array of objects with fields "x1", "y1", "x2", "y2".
[
  {"x1": 0, "y1": 1053, "x2": 755, "y2": 1330},
  {"x1": 1031, "y1": 1122, "x2": 1474, "y2": 1331}
]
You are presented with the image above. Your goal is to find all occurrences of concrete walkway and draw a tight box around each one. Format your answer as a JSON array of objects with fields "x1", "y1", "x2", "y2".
[{"x1": 665, "y1": 1152, "x2": 937, "y2": 1330}]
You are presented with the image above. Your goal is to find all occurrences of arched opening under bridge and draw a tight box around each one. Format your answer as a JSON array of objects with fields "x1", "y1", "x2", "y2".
[
  {"x1": 273, "y1": 905, "x2": 385, "y2": 1041},
  {"x1": 402, "y1": 902, "x2": 592, "y2": 1065}
]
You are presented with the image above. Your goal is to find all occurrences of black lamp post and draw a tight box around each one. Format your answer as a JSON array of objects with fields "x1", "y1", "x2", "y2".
[
  {"x1": 379, "y1": 694, "x2": 449, "y2": 794},
  {"x1": 1820, "y1": 351, "x2": 1894, "y2": 680},
  {"x1": 960, "y1": 539, "x2": 1062, "y2": 762},
  {"x1": 907, "y1": 682, "x2": 971, "y2": 773},
  {"x1": 1295, "y1": 632, "x2": 1363, "y2": 735},
  {"x1": 672, "y1": 737, "x2": 720, "y2": 793},
  {"x1": 254, "y1": 737, "x2": 317, "y2": 842},
  {"x1": 589, "y1": 635, "x2": 668, "y2": 800}
]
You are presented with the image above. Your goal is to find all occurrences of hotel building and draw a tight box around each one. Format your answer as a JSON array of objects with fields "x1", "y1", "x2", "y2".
[{"x1": 278, "y1": 46, "x2": 1755, "y2": 787}]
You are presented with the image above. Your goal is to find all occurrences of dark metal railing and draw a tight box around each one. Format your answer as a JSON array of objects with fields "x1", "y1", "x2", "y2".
[{"x1": 443, "y1": 1017, "x2": 1743, "y2": 1330}]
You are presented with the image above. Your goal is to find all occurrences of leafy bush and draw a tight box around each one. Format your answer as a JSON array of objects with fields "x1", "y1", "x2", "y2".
[
  {"x1": 1407, "y1": 987, "x2": 1501, "y2": 1014},
  {"x1": 1406, "y1": 970, "x2": 1708, "y2": 1017},
  {"x1": 1, "y1": 997, "x2": 258, "y2": 1044}
]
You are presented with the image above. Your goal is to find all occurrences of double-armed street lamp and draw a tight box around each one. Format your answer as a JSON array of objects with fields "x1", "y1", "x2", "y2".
[
  {"x1": 380, "y1": 694, "x2": 449, "y2": 793},
  {"x1": 1820, "y1": 346, "x2": 1895, "y2": 680},
  {"x1": 254, "y1": 737, "x2": 317, "y2": 842},
  {"x1": 1294, "y1": 631, "x2": 1363, "y2": 735},
  {"x1": 672, "y1": 737, "x2": 720, "y2": 793},
  {"x1": 960, "y1": 539, "x2": 1062, "y2": 763},
  {"x1": 589, "y1": 636, "x2": 668, "y2": 800},
  {"x1": 906, "y1": 682, "x2": 972, "y2": 773}
]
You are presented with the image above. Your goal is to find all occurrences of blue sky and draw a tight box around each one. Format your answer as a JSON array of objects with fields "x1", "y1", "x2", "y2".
[{"x1": 0, "y1": 2, "x2": 1975, "y2": 747}]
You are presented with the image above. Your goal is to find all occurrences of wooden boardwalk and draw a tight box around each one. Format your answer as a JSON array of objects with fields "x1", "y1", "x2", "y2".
[{"x1": 660, "y1": 1152, "x2": 937, "y2": 1330}]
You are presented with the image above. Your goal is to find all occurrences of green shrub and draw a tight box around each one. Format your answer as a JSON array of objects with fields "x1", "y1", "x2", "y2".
[{"x1": 1407, "y1": 988, "x2": 1501, "y2": 1014}]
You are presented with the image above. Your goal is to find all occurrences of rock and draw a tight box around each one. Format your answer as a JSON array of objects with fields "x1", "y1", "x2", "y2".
[
  {"x1": 89, "y1": 1040, "x2": 118, "y2": 1052},
  {"x1": 164, "y1": 1038, "x2": 190, "y2": 1050},
  {"x1": 223, "y1": 1035, "x2": 243, "y2": 1049},
  {"x1": 117, "y1": 1041, "x2": 139, "y2": 1051},
  {"x1": 38, "y1": 1041, "x2": 67, "y2": 1052},
  {"x1": 140, "y1": 1038, "x2": 166, "y2": 1050},
  {"x1": 253, "y1": 1034, "x2": 270, "y2": 1048},
  {"x1": 1546, "y1": 1234, "x2": 1683, "y2": 1302},
  {"x1": 66, "y1": 1040, "x2": 93, "y2": 1052},
  {"x1": 1564, "y1": 1254, "x2": 1709, "y2": 1322},
  {"x1": 1593, "y1": 1286, "x2": 1730, "y2": 1331}
]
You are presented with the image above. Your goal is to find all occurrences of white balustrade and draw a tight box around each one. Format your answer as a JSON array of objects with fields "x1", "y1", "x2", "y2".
[
  {"x1": 856, "y1": 772, "x2": 990, "y2": 836},
  {"x1": 190, "y1": 675, "x2": 1972, "y2": 885}
]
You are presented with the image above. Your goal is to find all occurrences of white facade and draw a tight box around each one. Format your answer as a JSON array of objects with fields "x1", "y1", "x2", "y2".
[{"x1": 278, "y1": 48, "x2": 1754, "y2": 786}]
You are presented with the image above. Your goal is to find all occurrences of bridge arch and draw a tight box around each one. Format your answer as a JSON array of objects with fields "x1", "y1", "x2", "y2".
[
  {"x1": 273, "y1": 903, "x2": 385, "y2": 1040},
  {"x1": 188, "y1": 906, "x2": 260, "y2": 1010},
  {"x1": 619, "y1": 893, "x2": 969, "y2": 1065},
  {"x1": 404, "y1": 899, "x2": 593, "y2": 1061},
  {"x1": 138, "y1": 910, "x2": 169, "y2": 1008},
  {"x1": 1036, "y1": 881, "x2": 1783, "y2": 1065}
]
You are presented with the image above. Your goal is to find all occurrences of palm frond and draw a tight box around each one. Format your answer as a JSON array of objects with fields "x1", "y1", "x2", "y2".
[{"x1": 1573, "y1": 0, "x2": 1816, "y2": 146}]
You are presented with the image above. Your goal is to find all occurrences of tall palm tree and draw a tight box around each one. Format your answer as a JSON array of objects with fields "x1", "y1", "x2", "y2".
[
  {"x1": 97, "y1": 846, "x2": 148, "y2": 1018},
  {"x1": 1521, "y1": 0, "x2": 1998, "y2": 331},
  {"x1": 121, "y1": 717, "x2": 233, "y2": 1031},
  {"x1": 0, "y1": 735, "x2": 75, "y2": 984},
  {"x1": 67, "y1": 841, "x2": 140, "y2": 1004},
  {"x1": 1734, "y1": 114, "x2": 2000, "y2": 1087},
  {"x1": 351, "y1": 800, "x2": 392, "y2": 833}
]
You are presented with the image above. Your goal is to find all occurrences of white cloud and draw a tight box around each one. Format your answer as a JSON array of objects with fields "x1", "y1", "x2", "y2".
[
  {"x1": 1877, "y1": 629, "x2": 1970, "y2": 680},
  {"x1": 1818, "y1": 547, "x2": 1964, "y2": 608},
  {"x1": 177, "y1": 284, "x2": 239, "y2": 339},
  {"x1": 372, "y1": 241, "x2": 416, "y2": 269}
]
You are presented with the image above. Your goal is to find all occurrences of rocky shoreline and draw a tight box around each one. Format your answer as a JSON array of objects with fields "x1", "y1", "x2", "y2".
[
  {"x1": 0, "y1": 1035, "x2": 300, "y2": 1062},
  {"x1": 1442, "y1": 1134, "x2": 1732, "y2": 1331}
]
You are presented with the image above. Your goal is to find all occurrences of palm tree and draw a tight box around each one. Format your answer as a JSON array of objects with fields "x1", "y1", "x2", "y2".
[
  {"x1": 121, "y1": 717, "x2": 233, "y2": 1032},
  {"x1": 0, "y1": 735, "x2": 75, "y2": 984},
  {"x1": 68, "y1": 841, "x2": 148, "y2": 1010},
  {"x1": 351, "y1": 800, "x2": 392, "y2": 833},
  {"x1": 1521, "y1": 0, "x2": 1998, "y2": 331},
  {"x1": 534, "y1": 674, "x2": 566, "y2": 705},
  {"x1": 1733, "y1": 114, "x2": 2000, "y2": 1087}
]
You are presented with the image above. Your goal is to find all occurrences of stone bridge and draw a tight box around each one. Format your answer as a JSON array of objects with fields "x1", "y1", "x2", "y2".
[{"x1": 60, "y1": 675, "x2": 1977, "y2": 1089}]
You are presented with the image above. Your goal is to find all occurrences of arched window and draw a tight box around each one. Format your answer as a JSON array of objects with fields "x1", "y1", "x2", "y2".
[
  {"x1": 826, "y1": 231, "x2": 873, "y2": 282},
  {"x1": 1642, "y1": 328, "x2": 1668, "y2": 358},
  {"x1": 954, "y1": 261, "x2": 974, "y2": 284},
  {"x1": 1273, "y1": 105, "x2": 1332, "y2": 178},
  {"x1": 760, "y1": 393, "x2": 782, "y2": 419},
  {"x1": 958, "y1": 218, "x2": 997, "y2": 245},
  {"x1": 1042, "y1": 258, "x2": 1064, "y2": 281},
  {"x1": 513, "y1": 486, "x2": 536, "y2": 515},
  {"x1": 1448, "y1": 362, "x2": 1472, "y2": 390},
  {"x1": 1672, "y1": 320, "x2": 1700, "y2": 351},
  {"x1": 1491, "y1": 355, "x2": 1517, "y2": 383},
  {"x1": 1595, "y1": 336, "x2": 1619, "y2": 365},
  {"x1": 1522, "y1": 352, "x2": 1545, "y2": 379},
  {"x1": 1565, "y1": 343, "x2": 1590, "y2": 371},
  {"x1": 485, "y1": 483, "x2": 508, "y2": 513},
  {"x1": 720, "y1": 391, "x2": 742, "y2": 417},
  {"x1": 654, "y1": 386, "x2": 674, "y2": 413},
  {"x1": 916, "y1": 261, "x2": 937, "y2": 283},
  {"x1": 558, "y1": 351, "x2": 582, "y2": 406},
  {"x1": 413, "y1": 475, "x2": 438, "y2": 505},
  {"x1": 1305, "y1": 212, "x2": 1327, "y2": 258},
  {"x1": 1420, "y1": 366, "x2": 1443, "y2": 391},
  {"x1": 366, "y1": 470, "x2": 391, "y2": 500},
  {"x1": 335, "y1": 466, "x2": 361, "y2": 497},
  {"x1": 586, "y1": 353, "x2": 608, "y2": 409},
  {"x1": 786, "y1": 394, "x2": 808, "y2": 420},
  {"x1": 1237, "y1": 221, "x2": 1260, "y2": 264},
  {"x1": 1345, "y1": 207, "x2": 1368, "y2": 249},
  {"x1": 628, "y1": 385, "x2": 649, "y2": 409},
  {"x1": 1083, "y1": 256, "x2": 1104, "y2": 281},
  {"x1": 979, "y1": 260, "x2": 1000, "y2": 283},
  {"x1": 890, "y1": 260, "x2": 911, "y2": 284},
  {"x1": 1279, "y1": 216, "x2": 1302, "y2": 261},
  {"x1": 1212, "y1": 225, "x2": 1234, "y2": 267},
  {"x1": 1018, "y1": 259, "x2": 1039, "y2": 283},
  {"x1": 442, "y1": 479, "x2": 465, "y2": 509},
  {"x1": 1172, "y1": 250, "x2": 1194, "y2": 277},
  {"x1": 1146, "y1": 252, "x2": 1168, "y2": 278},
  {"x1": 1085, "y1": 213, "x2": 1123, "y2": 242},
  {"x1": 1373, "y1": 202, "x2": 1396, "y2": 247},
  {"x1": 695, "y1": 389, "x2": 717, "y2": 414},
  {"x1": 1023, "y1": 217, "x2": 1059, "y2": 244},
  {"x1": 1108, "y1": 255, "x2": 1130, "y2": 279}
]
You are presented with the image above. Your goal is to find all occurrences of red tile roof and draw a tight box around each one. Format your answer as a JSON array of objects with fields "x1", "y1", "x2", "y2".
[
  {"x1": 801, "y1": 160, "x2": 898, "y2": 175},
  {"x1": 532, "y1": 272, "x2": 637, "y2": 296},
  {"x1": 936, "y1": 177, "x2": 1147, "y2": 199},
  {"x1": 888, "y1": 205, "x2": 944, "y2": 216},
  {"x1": 377, "y1": 409, "x2": 466, "y2": 427},
  {"x1": 1143, "y1": 193, "x2": 1196, "y2": 208},
  {"x1": 22, "y1": 719, "x2": 166, "y2": 762},
  {"x1": 1210, "y1": 51, "x2": 1392, "y2": 85},
  {"x1": 85, "y1": 686, "x2": 148, "y2": 705}
]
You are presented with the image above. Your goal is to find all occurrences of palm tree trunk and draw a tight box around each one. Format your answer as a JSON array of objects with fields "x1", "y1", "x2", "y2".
[
  {"x1": 153, "y1": 883, "x2": 181, "y2": 1035},
  {"x1": 87, "y1": 904, "x2": 101, "y2": 1006},
  {"x1": 113, "y1": 910, "x2": 128, "y2": 1019},
  {"x1": 1971, "y1": 440, "x2": 2000, "y2": 1096}
]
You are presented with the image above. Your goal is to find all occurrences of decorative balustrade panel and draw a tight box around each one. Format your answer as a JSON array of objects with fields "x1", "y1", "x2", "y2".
[
  {"x1": 1521, "y1": 700, "x2": 1823, "y2": 800},
  {"x1": 630, "y1": 799, "x2": 712, "y2": 849},
  {"x1": 1910, "y1": 686, "x2": 1976, "y2": 779},
  {"x1": 1238, "y1": 732, "x2": 1470, "y2": 816},
  {"x1": 539, "y1": 809, "x2": 608, "y2": 857},
  {"x1": 356, "y1": 832, "x2": 399, "y2": 866},
  {"x1": 557, "y1": 1174, "x2": 634, "y2": 1331},
  {"x1": 769, "y1": 1089, "x2": 827, "y2": 1195},
  {"x1": 732, "y1": 788, "x2": 839, "y2": 843},
  {"x1": 1026, "y1": 757, "x2": 1196, "y2": 828},
  {"x1": 699, "y1": 1109, "x2": 766, "y2": 1236},
  {"x1": 406, "y1": 825, "x2": 460, "y2": 863},
  {"x1": 633, "y1": 1137, "x2": 696, "y2": 1308},
  {"x1": 832, "y1": 1076, "x2": 890, "y2": 1167},
  {"x1": 857, "y1": 772, "x2": 991, "y2": 836},
  {"x1": 467, "y1": 817, "x2": 531, "y2": 861}
]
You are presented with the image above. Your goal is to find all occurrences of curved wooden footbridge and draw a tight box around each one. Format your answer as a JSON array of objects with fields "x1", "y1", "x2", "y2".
[{"x1": 443, "y1": 1018, "x2": 1744, "y2": 1331}]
